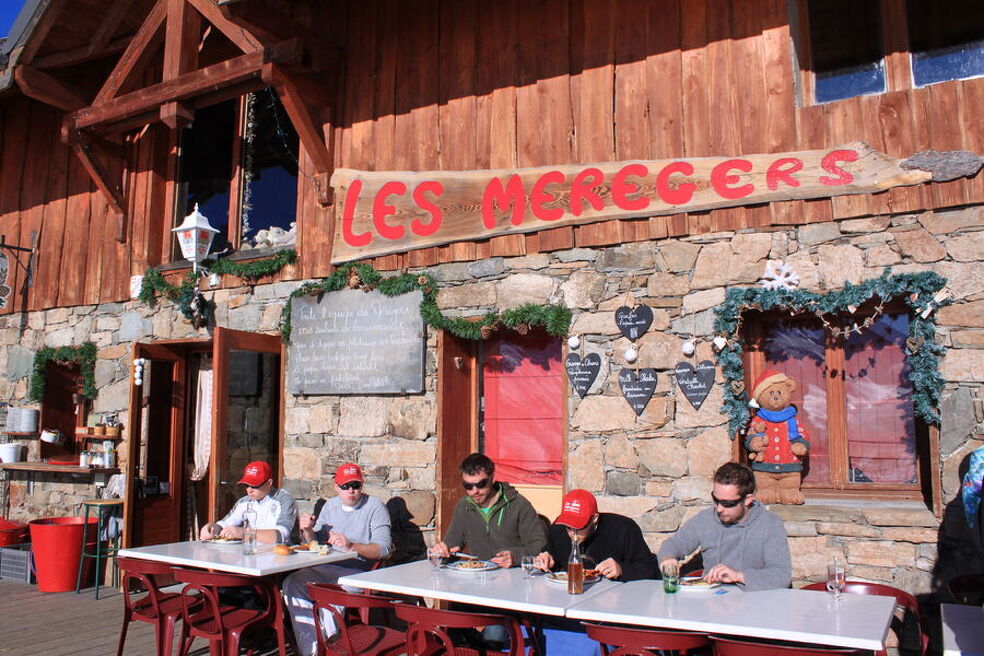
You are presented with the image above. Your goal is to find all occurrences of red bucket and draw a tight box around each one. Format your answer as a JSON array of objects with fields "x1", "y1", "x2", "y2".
[
  {"x1": 0, "y1": 519, "x2": 27, "y2": 546},
  {"x1": 28, "y1": 517, "x2": 97, "y2": 592}
]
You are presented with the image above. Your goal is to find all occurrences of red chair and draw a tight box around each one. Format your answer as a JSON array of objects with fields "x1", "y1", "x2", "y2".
[
  {"x1": 395, "y1": 603, "x2": 527, "y2": 656},
  {"x1": 947, "y1": 573, "x2": 984, "y2": 606},
  {"x1": 306, "y1": 583, "x2": 406, "y2": 656},
  {"x1": 584, "y1": 622, "x2": 709, "y2": 655},
  {"x1": 710, "y1": 635, "x2": 863, "y2": 655},
  {"x1": 173, "y1": 567, "x2": 287, "y2": 656},
  {"x1": 801, "y1": 581, "x2": 929, "y2": 656},
  {"x1": 116, "y1": 556, "x2": 188, "y2": 656}
]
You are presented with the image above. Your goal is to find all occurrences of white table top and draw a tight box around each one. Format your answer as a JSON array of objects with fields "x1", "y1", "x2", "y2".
[
  {"x1": 566, "y1": 580, "x2": 895, "y2": 651},
  {"x1": 338, "y1": 560, "x2": 620, "y2": 617},
  {"x1": 942, "y1": 603, "x2": 984, "y2": 656},
  {"x1": 118, "y1": 541, "x2": 357, "y2": 577}
]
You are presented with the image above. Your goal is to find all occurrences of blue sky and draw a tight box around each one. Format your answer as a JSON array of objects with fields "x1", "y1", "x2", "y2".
[{"x1": 1, "y1": 1, "x2": 27, "y2": 39}]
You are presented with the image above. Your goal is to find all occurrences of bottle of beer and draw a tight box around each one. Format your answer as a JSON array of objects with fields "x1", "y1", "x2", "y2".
[{"x1": 567, "y1": 533, "x2": 584, "y2": 594}]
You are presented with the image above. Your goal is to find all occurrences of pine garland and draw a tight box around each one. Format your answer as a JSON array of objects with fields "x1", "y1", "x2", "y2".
[
  {"x1": 713, "y1": 269, "x2": 950, "y2": 436},
  {"x1": 29, "y1": 342, "x2": 97, "y2": 403},
  {"x1": 281, "y1": 262, "x2": 572, "y2": 342}
]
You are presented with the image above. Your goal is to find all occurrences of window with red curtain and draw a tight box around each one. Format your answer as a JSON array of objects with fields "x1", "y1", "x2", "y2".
[
  {"x1": 480, "y1": 330, "x2": 564, "y2": 485},
  {"x1": 746, "y1": 309, "x2": 920, "y2": 494}
]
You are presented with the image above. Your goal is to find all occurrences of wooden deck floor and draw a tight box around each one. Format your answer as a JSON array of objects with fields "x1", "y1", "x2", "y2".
[{"x1": 0, "y1": 580, "x2": 293, "y2": 656}]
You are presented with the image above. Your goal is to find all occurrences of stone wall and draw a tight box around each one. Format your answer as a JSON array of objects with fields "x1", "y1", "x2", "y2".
[{"x1": 0, "y1": 204, "x2": 981, "y2": 598}]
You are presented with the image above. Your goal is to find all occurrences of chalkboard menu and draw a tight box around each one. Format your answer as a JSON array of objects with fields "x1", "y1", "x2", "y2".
[{"x1": 288, "y1": 289, "x2": 425, "y2": 395}]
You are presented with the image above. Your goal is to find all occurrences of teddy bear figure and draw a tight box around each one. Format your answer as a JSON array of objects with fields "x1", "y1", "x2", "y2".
[{"x1": 744, "y1": 370, "x2": 810, "y2": 504}]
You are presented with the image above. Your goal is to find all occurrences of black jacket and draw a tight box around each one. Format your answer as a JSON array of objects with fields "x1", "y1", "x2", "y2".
[{"x1": 546, "y1": 512, "x2": 657, "y2": 581}]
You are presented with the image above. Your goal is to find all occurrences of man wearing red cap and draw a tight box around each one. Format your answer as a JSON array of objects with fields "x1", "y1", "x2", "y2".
[
  {"x1": 282, "y1": 463, "x2": 392, "y2": 656},
  {"x1": 199, "y1": 460, "x2": 297, "y2": 544},
  {"x1": 534, "y1": 489, "x2": 656, "y2": 581}
]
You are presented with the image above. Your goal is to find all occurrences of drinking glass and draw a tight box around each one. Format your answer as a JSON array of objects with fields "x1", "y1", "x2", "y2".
[
  {"x1": 661, "y1": 561, "x2": 679, "y2": 594},
  {"x1": 428, "y1": 548, "x2": 443, "y2": 570},
  {"x1": 521, "y1": 556, "x2": 537, "y2": 579},
  {"x1": 826, "y1": 562, "x2": 846, "y2": 599}
]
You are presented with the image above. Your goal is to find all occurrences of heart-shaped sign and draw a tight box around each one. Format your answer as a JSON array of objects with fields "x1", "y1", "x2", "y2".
[
  {"x1": 905, "y1": 336, "x2": 924, "y2": 353},
  {"x1": 730, "y1": 380, "x2": 746, "y2": 396},
  {"x1": 615, "y1": 305, "x2": 654, "y2": 341},
  {"x1": 675, "y1": 360, "x2": 716, "y2": 410},
  {"x1": 566, "y1": 353, "x2": 602, "y2": 399},
  {"x1": 618, "y1": 368, "x2": 657, "y2": 416}
]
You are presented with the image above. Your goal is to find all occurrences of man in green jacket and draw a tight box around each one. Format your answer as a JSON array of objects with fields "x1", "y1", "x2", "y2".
[{"x1": 432, "y1": 452, "x2": 547, "y2": 568}]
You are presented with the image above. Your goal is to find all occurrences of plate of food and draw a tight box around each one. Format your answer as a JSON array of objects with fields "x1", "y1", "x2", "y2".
[
  {"x1": 292, "y1": 541, "x2": 332, "y2": 555},
  {"x1": 202, "y1": 537, "x2": 242, "y2": 546},
  {"x1": 545, "y1": 569, "x2": 601, "y2": 585},
  {"x1": 678, "y1": 576, "x2": 721, "y2": 591},
  {"x1": 445, "y1": 559, "x2": 499, "y2": 573}
]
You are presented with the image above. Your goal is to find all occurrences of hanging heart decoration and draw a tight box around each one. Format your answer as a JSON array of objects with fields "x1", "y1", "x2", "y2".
[
  {"x1": 565, "y1": 353, "x2": 602, "y2": 399},
  {"x1": 618, "y1": 368, "x2": 658, "y2": 416},
  {"x1": 674, "y1": 360, "x2": 716, "y2": 410},
  {"x1": 730, "y1": 380, "x2": 746, "y2": 396},
  {"x1": 615, "y1": 305, "x2": 654, "y2": 341},
  {"x1": 906, "y1": 336, "x2": 925, "y2": 354}
]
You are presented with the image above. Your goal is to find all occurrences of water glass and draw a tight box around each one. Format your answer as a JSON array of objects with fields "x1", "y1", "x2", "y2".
[
  {"x1": 826, "y1": 562, "x2": 846, "y2": 599},
  {"x1": 521, "y1": 556, "x2": 537, "y2": 579},
  {"x1": 428, "y1": 548, "x2": 443, "y2": 570},
  {"x1": 661, "y1": 561, "x2": 679, "y2": 594}
]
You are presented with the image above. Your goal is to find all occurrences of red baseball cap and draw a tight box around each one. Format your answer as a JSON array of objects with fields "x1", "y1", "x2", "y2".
[
  {"x1": 335, "y1": 463, "x2": 364, "y2": 486},
  {"x1": 554, "y1": 489, "x2": 598, "y2": 530},
  {"x1": 238, "y1": 461, "x2": 272, "y2": 487}
]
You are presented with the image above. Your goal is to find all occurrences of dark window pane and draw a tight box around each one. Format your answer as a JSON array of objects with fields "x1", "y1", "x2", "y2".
[
  {"x1": 843, "y1": 313, "x2": 917, "y2": 485},
  {"x1": 241, "y1": 89, "x2": 299, "y2": 249},
  {"x1": 808, "y1": 0, "x2": 885, "y2": 103},
  {"x1": 908, "y1": 0, "x2": 984, "y2": 86},
  {"x1": 175, "y1": 100, "x2": 236, "y2": 255}
]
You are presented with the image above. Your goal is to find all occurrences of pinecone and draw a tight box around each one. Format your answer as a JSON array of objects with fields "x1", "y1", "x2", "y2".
[
  {"x1": 347, "y1": 270, "x2": 360, "y2": 288},
  {"x1": 515, "y1": 322, "x2": 530, "y2": 335}
]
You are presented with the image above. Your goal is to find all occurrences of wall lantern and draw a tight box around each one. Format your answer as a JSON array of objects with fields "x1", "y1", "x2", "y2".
[{"x1": 172, "y1": 204, "x2": 219, "y2": 274}]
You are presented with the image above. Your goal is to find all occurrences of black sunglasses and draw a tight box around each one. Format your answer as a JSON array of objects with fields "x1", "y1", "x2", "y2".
[
  {"x1": 462, "y1": 478, "x2": 490, "y2": 491},
  {"x1": 711, "y1": 494, "x2": 746, "y2": 508},
  {"x1": 339, "y1": 481, "x2": 363, "y2": 491}
]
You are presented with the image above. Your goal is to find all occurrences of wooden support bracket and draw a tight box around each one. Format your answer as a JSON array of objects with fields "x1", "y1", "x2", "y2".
[{"x1": 64, "y1": 128, "x2": 126, "y2": 238}]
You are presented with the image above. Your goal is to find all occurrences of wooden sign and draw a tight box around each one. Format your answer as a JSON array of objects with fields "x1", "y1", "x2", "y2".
[
  {"x1": 615, "y1": 305, "x2": 654, "y2": 341},
  {"x1": 330, "y1": 142, "x2": 931, "y2": 263},
  {"x1": 287, "y1": 289, "x2": 425, "y2": 395},
  {"x1": 566, "y1": 352, "x2": 602, "y2": 399},
  {"x1": 675, "y1": 360, "x2": 716, "y2": 410},
  {"x1": 618, "y1": 368, "x2": 657, "y2": 416}
]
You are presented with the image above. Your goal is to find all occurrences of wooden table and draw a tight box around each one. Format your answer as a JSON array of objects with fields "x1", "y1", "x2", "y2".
[
  {"x1": 941, "y1": 603, "x2": 984, "y2": 656},
  {"x1": 118, "y1": 540, "x2": 356, "y2": 576},
  {"x1": 338, "y1": 559, "x2": 620, "y2": 616},
  {"x1": 565, "y1": 579, "x2": 895, "y2": 651}
]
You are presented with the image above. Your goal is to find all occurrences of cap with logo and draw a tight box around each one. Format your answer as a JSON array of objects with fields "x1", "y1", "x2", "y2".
[
  {"x1": 238, "y1": 461, "x2": 272, "y2": 486},
  {"x1": 335, "y1": 463, "x2": 364, "y2": 486},
  {"x1": 554, "y1": 489, "x2": 598, "y2": 530}
]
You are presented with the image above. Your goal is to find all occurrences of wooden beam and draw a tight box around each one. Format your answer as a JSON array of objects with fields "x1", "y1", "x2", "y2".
[
  {"x1": 218, "y1": 0, "x2": 339, "y2": 68},
  {"x1": 186, "y1": 0, "x2": 262, "y2": 54},
  {"x1": 94, "y1": 0, "x2": 167, "y2": 105},
  {"x1": 13, "y1": 65, "x2": 87, "y2": 111},
  {"x1": 164, "y1": 0, "x2": 201, "y2": 81},
  {"x1": 30, "y1": 35, "x2": 131, "y2": 70},
  {"x1": 160, "y1": 102, "x2": 194, "y2": 129},
  {"x1": 73, "y1": 42, "x2": 301, "y2": 131},
  {"x1": 88, "y1": 0, "x2": 135, "y2": 61},
  {"x1": 68, "y1": 139, "x2": 126, "y2": 235},
  {"x1": 18, "y1": 0, "x2": 68, "y2": 64}
]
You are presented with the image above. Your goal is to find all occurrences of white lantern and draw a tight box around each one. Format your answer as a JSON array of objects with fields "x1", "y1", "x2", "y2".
[{"x1": 172, "y1": 204, "x2": 219, "y2": 273}]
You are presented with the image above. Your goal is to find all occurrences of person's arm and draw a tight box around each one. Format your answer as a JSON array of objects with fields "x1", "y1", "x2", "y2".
[
  {"x1": 272, "y1": 495, "x2": 298, "y2": 544},
  {"x1": 440, "y1": 499, "x2": 468, "y2": 551},
  {"x1": 510, "y1": 498, "x2": 548, "y2": 565},
  {"x1": 736, "y1": 516, "x2": 792, "y2": 591},
  {"x1": 328, "y1": 499, "x2": 392, "y2": 561},
  {"x1": 656, "y1": 514, "x2": 702, "y2": 566},
  {"x1": 613, "y1": 518, "x2": 659, "y2": 581},
  {"x1": 212, "y1": 499, "x2": 246, "y2": 538}
]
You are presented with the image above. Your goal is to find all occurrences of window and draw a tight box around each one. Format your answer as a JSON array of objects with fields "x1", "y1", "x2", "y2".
[
  {"x1": 479, "y1": 331, "x2": 565, "y2": 485},
  {"x1": 908, "y1": 1, "x2": 984, "y2": 87},
  {"x1": 743, "y1": 307, "x2": 929, "y2": 498},
  {"x1": 174, "y1": 88, "x2": 299, "y2": 259}
]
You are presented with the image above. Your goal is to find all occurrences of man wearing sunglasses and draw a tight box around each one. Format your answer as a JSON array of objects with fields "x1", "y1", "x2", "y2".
[
  {"x1": 657, "y1": 462, "x2": 791, "y2": 590},
  {"x1": 199, "y1": 460, "x2": 297, "y2": 544},
  {"x1": 432, "y1": 453, "x2": 547, "y2": 568},
  {"x1": 282, "y1": 463, "x2": 392, "y2": 656}
]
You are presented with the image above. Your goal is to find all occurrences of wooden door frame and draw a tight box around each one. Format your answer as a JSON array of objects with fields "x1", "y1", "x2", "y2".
[{"x1": 436, "y1": 331, "x2": 478, "y2": 537}]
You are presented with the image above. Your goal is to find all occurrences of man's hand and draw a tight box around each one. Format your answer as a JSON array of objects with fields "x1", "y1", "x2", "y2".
[
  {"x1": 491, "y1": 550, "x2": 514, "y2": 568},
  {"x1": 199, "y1": 523, "x2": 220, "y2": 540},
  {"x1": 595, "y1": 557, "x2": 622, "y2": 580},
  {"x1": 705, "y1": 564, "x2": 744, "y2": 584},
  {"x1": 431, "y1": 541, "x2": 455, "y2": 558},
  {"x1": 328, "y1": 531, "x2": 352, "y2": 551},
  {"x1": 533, "y1": 551, "x2": 554, "y2": 571},
  {"x1": 298, "y1": 513, "x2": 317, "y2": 532},
  {"x1": 220, "y1": 525, "x2": 244, "y2": 539}
]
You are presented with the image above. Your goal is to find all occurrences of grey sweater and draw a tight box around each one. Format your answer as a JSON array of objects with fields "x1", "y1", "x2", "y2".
[{"x1": 657, "y1": 501, "x2": 791, "y2": 591}]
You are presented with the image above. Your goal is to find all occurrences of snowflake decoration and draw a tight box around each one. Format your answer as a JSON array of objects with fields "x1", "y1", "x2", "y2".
[{"x1": 759, "y1": 260, "x2": 800, "y2": 291}]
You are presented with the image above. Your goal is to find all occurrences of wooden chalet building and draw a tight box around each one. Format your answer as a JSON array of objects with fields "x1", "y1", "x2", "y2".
[{"x1": 0, "y1": 0, "x2": 982, "y2": 602}]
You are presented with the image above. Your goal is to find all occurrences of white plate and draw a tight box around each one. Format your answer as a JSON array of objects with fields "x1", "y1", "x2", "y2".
[
  {"x1": 677, "y1": 577, "x2": 721, "y2": 592},
  {"x1": 545, "y1": 571, "x2": 601, "y2": 585},
  {"x1": 201, "y1": 538, "x2": 243, "y2": 546},
  {"x1": 445, "y1": 560, "x2": 499, "y2": 573}
]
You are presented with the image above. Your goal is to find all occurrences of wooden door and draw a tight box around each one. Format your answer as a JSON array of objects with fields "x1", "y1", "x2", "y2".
[
  {"x1": 209, "y1": 327, "x2": 283, "y2": 521},
  {"x1": 123, "y1": 342, "x2": 186, "y2": 548},
  {"x1": 436, "y1": 332, "x2": 478, "y2": 535}
]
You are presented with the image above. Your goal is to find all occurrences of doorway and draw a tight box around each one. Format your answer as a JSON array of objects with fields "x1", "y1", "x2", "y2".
[{"x1": 123, "y1": 328, "x2": 283, "y2": 548}]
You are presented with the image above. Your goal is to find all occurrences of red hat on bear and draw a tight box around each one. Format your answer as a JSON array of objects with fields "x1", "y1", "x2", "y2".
[{"x1": 751, "y1": 370, "x2": 791, "y2": 400}]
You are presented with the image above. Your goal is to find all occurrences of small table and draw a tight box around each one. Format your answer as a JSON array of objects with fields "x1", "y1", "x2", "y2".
[
  {"x1": 117, "y1": 540, "x2": 356, "y2": 576},
  {"x1": 941, "y1": 603, "x2": 984, "y2": 656},
  {"x1": 566, "y1": 580, "x2": 895, "y2": 651},
  {"x1": 338, "y1": 559, "x2": 619, "y2": 616}
]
